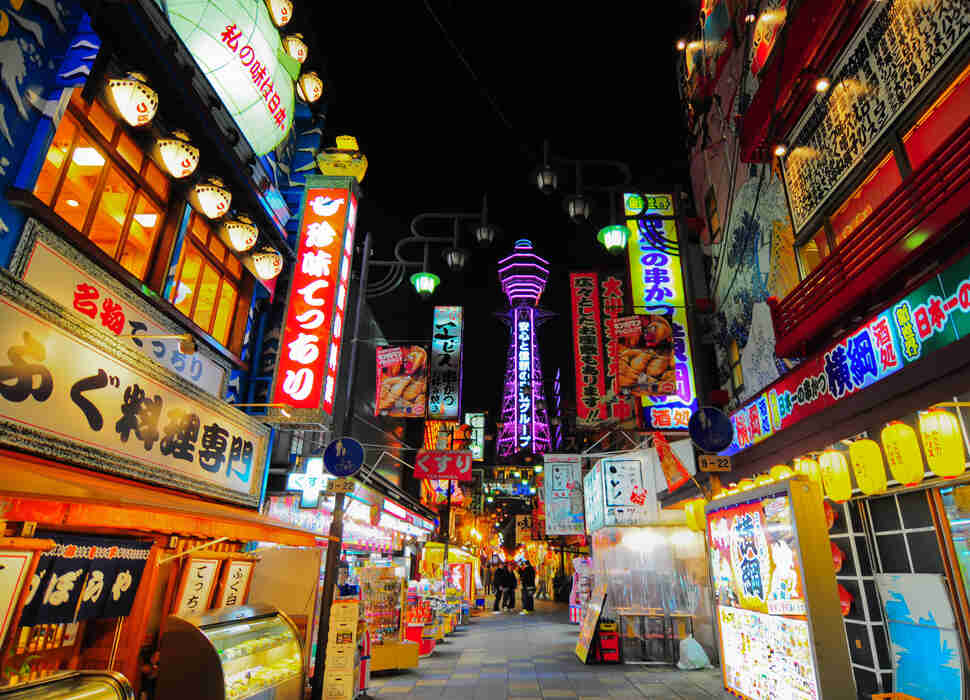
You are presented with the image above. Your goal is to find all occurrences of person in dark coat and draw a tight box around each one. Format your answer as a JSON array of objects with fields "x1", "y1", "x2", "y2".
[
  {"x1": 518, "y1": 561, "x2": 537, "y2": 614},
  {"x1": 504, "y1": 563, "x2": 518, "y2": 611},
  {"x1": 492, "y1": 564, "x2": 509, "y2": 612}
]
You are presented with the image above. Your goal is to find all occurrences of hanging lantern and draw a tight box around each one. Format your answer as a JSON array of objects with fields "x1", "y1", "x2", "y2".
[
  {"x1": 222, "y1": 214, "x2": 259, "y2": 253},
  {"x1": 849, "y1": 439, "x2": 887, "y2": 495},
  {"x1": 265, "y1": 0, "x2": 293, "y2": 27},
  {"x1": 838, "y1": 584, "x2": 853, "y2": 617},
  {"x1": 769, "y1": 464, "x2": 794, "y2": 481},
  {"x1": 597, "y1": 225, "x2": 629, "y2": 255},
  {"x1": 881, "y1": 421, "x2": 924, "y2": 486},
  {"x1": 410, "y1": 271, "x2": 440, "y2": 298},
  {"x1": 442, "y1": 248, "x2": 468, "y2": 272},
  {"x1": 473, "y1": 223, "x2": 496, "y2": 248},
  {"x1": 831, "y1": 542, "x2": 845, "y2": 573},
  {"x1": 536, "y1": 165, "x2": 558, "y2": 194},
  {"x1": 919, "y1": 409, "x2": 967, "y2": 478},
  {"x1": 565, "y1": 194, "x2": 591, "y2": 222},
  {"x1": 684, "y1": 501, "x2": 698, "y2": 532},
  {"x1": 794, "y1": 456, "x2": 822, "y2": 487},
  {"x1": 823, "y1": 500, "x2": 836, "y2": 530},
  {"x1": 106, "y1": 71, "x2": 158, "y2": 127},
  {"x1": 692, "y1": 499, "x2": 708, "y2": 532},
  {"x1": 283, "y1": 33, "x2": 308, "y2": 64},
  {"x1": 819, "y1": 450, "x2": 851, "y2": 503},
  {"x1": 190, "y1": 176, "x2": 231, "y2": 220},
  {"x1": 155, "y1": 129, "x2": 199, "y2": 179},
  {"x1": 738, "y1": 479, "x2": 756, "y2": 491},
  {"x1": 297, "y1": 71, "x2": 324, "y2": 103},
  {"x1": 251, "y1": 248, "x2": 283, "y2": 280}
]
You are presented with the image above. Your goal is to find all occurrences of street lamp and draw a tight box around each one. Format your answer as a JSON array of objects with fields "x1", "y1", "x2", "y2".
[
  {"x1": 410, "y1": 271, "x2": 440, "y2": 298},
  {"x1": 565, "y1": 193, "x2": 592, "y2": 222},
  {"x1": 536, "y1": 140, "x2": 558, "y2": 195},
  {"x1": 443, "y1": 248, "x2": 468, "y2": 271},
  {"x1": 597, "y1": 225, "x2": 629, "y2": 254}
]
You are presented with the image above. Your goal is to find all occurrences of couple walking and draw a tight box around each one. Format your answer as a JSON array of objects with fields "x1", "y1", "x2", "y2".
[{"x1": 492, "y1": 561, "x2": 536, "y2": 615}]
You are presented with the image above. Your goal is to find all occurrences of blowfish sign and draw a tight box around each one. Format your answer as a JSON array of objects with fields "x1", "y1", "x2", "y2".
[
  {"x1": 428, "y1": 306, "x2": 463, "y2": 420},
  {"x1": 272, "y1": 177, "x2": 358, "y2": 420}
]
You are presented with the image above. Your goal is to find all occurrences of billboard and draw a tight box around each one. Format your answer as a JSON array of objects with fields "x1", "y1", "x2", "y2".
[
  {"x1": 625, "y1": 193, "x2": 698, "y2": 430},
  {"x1": 465, "y1": 412, "x2": 486, "y2": 461},
  {"x1": 569, "y1": 272, "x2": 607, "y2": 424},
  {"x1": 613, "y1": 314, "x2": 678, "y2": 396},
  {"x1": 516, "y1": 514, "x2": 533, "y2": 543},
  {"x1": 543, "y1": 454, "x2": 585, "y2": 535},
  {"x1": 375, "y1": 345, "x2": 427, "y2": 418},
  {"x1": 428, "y1": 306, "x2": 464, "y2": 419},
  {"x1": 271, "y1": 178, "x2": 357, "y2": 421}
]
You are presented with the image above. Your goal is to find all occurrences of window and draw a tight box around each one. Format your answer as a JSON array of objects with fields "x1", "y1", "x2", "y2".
[
  {"x1": 728, "y1": 339, "x2": 743, "y2": 395},
  {"x1": 796, "y1": 227, "x2": 831, "y2": 279},
  {"x1": 830, "y1": 152, "x2": 902, "y2": 246},
  {"x1": 169, "y1": 212, "x2": 241, "y2": 347},
  {"x1": 903, "y1": 62, "x2": 970, "y2": 172},
  {"x1": 33, "y1": 91, "x2": 169, "y2": 280}
]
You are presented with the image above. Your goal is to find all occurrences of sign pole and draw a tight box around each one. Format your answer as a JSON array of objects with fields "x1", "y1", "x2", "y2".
[
  {"x1": 310, "y1": 490, "x2": 345, "y2": 700},
  {"x1": 442, "y1": 480, "x2": 452, "y2": 586}
]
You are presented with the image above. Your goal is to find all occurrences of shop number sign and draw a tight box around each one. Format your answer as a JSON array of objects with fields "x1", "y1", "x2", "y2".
[
  {"x1": 698, "y1": 455, "x2": 731, "y2": 472},
  {"x1": 414, "y1": 450, "x2": 473, "y2": 481}
]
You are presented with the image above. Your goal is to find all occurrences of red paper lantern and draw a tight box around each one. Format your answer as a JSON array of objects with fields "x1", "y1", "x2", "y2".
[
  {"x1": 823, "y1": 500, "x2": 837, "y2": 530},
  {"x1": 838, "y1": 584, "x2": 853, "y2": 616},
  {"x1": 830, "y1": 542, "x2": 845, "y2": 573}
]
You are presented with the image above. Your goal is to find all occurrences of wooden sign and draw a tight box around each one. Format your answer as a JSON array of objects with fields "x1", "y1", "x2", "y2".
[
  {"x1": 173, "y1": 557, "x2": 220, "y2": 617},
  {"x1": 216, "y1": 559, "x2": 255, "y2": 608},
  {"x1": 698, "y1": 454, "x2": 731, "y2": 472},
  {"x1": 574, "y1": 583, "x2": 608, "y2": 664}
]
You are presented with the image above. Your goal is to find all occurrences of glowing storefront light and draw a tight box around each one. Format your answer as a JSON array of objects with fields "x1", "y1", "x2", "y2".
[
  {"x1": 106, "y1": 72, "x2": 158, "y2": 127},
  {"x1": 190, "y1": 176, "x2": 231, "y2": 220},
  {"x1": 155, "y1": 129, "x2": 199, "y2": 179}
]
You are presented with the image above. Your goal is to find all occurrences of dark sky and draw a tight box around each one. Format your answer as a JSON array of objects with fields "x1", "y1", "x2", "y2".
[{"x1": 300, "y1": 4, "x2": 697, "y2": 423}]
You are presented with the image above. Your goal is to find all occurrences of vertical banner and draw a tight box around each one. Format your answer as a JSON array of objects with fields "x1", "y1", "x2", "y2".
[
  {"x1": 515, "y1": 307, "x2": 537, "y2": 451},
  {"x1": 543, "y1": 454, "x2": 585, "y2": 535},
  {"x1": 599, "y1": 270, "x2": 636, "y2": 423},
  {"x1": 375, "y1": 346, "x2": 428, "y2": 417},
  {"x1": 272, "y1": 177, "x2": 358, "y2": 420},
  {"x1": 428, "y1": 306, "x2": 464, "y2": 419},
  {"x1": 625, "y1": 193, "x2": 698, "y2": 430},
  {"x1": 516, "y1": 514, "x2": 533, "y2": 543},
  {"x1": 465, "y1": 412, "x2": 486, "y2": 460},
  {"x1": 569, "y1": 273, "x2": 607, "y2": 425}
]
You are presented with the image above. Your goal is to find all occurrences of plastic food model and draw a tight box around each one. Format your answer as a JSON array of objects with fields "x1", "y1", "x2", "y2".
[
  {"x1": 616, "y1": 315, "x2": 677, "y2": 395},
  {"x1": 378, "y1": 346, "x2": 427, "y2": 412}
]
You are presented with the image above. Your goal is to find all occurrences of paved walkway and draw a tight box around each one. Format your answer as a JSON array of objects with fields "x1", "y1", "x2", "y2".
[{"x1": 367, "y1": 600, "x2": 731, "y2": 699}]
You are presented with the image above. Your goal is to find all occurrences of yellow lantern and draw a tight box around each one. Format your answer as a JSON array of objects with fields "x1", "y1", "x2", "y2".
[
  {"x1": 849, "y1": 439, "x2": 887, "y2": 495},
  {"x1": 155, "y1": 129, "x2": 199, "y2": 179},
  {"x1": 919, "y1": 409, "x2": 967, "y2": 478},
  {"x1": 882, "y1": 421, "x2": 924, "y2": 485},
  {"x1": 819, "y1": 450, "x2": 851, "y2": 503},
  {"x1": 769, "y1": 464, "x2": 794, "y2": 481},
  {"x1": 738, "y1": 479, "x2": 756, "y2": 491},
  {"x1": 684, "y1": 501, "x2": 699, "y2": 532},
  {"x1": 106, "y1": 71, "x2": 158, "y2": 127},
  {"x1": 283, "y1": 33, "x2": 308, "y2": 64},
  {"x1": 794, "y1": 456, "x2": 822, "y2": 486},
  {"x1": 754, "y1": 474, "x2": 774, "y2": 486},
  {"x1": 691, "y1": 499, "x2": 708, "y2": 532}
]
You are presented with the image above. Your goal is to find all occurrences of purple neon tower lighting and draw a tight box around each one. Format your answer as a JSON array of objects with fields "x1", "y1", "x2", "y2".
[{"x1": 497, "y1": 239, "x2": 552, "y2": 457}]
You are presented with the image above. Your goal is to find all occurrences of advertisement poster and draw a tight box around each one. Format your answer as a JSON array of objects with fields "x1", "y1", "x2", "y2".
[
  {"x1": 465, "y1": 412, "x2": 485, "y2": 461},
  {"x1": 575, "y1": 583, "x2": 608, "y2": 664},
  {"x1": 516, "y1": 514, "x2": 533, "y2": 543},
  {"x1": 428, "y1": 306, "x2": 464, "y2": 420},
  {"x1": 544, "y1": 454, "x2": 585, "y2": 536},
  {"x1": 614, "y1": 314, "x2": 677, "y2": 396},
  {"x1": 375, "y1": 346, "x2": 427, "y2": 417},
  {"x1": 569, "y1": 272, "x2": 607, "y2": 424}
]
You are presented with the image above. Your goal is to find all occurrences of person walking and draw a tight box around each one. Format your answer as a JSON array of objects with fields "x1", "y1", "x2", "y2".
[
  {"x1": 484, "y1": 563, "x2": 493, "y2": 596},
  {"x1": 519, "y1": 560, "x2": 536, "y2": 614},
  {"x1": 504, "y1": 562, "x2": 518, "y2": 611},
  {"x1": 492, "y1": 563, "x2": 508, "y2": 613}
]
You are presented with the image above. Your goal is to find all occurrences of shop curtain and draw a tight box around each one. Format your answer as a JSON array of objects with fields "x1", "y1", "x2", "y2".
[{"x1": 20, "y1": 533, "x2": 153, "y2": 625}]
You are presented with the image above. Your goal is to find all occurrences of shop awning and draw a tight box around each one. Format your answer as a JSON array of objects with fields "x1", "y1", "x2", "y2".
[{"x1": 0, "y1": 449, "x2": 318, "y2": 546}]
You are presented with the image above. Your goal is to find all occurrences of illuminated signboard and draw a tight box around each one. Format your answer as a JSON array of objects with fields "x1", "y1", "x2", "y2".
[
  {"x1": 725, "y1": 251, "x2": 970, "y2": 454},
  {"x1": 428, "y1": 306, "x2": 463, "y2": 419},
  {"x1": 624, "y1": 193, "x2": 698, "y2": 430},
  {"x1": 569, "y1": 272, "x2": 607, "y2": 424},
  {"x1": 543, "y1": 454, "x2": 585, "y2": 536},
  {"x1": 465, "y1": 412, "x2": 485, "y2": 461},
  {"x1": 271, "y1": 177, "x2": 358, "y2": 420},
  {"x1": 161, "y1": 0, "x2": 296, "y2": 155},
  {"x1": 517, "y1": 307, "x2": 535, "y2": 450}
]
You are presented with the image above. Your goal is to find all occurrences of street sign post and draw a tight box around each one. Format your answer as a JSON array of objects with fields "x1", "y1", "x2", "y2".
[{"x1": 323, "y1": 437, "x2": 365, "y2": 477}]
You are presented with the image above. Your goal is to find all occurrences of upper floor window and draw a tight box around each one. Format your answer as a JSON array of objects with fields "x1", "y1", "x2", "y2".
[
  {"x1": 33, "y1": 91, "x2": 170, "y2": 281},
  {"x1": 796, "y1": 227, "x2": 831, "y2": 279},
  {"x1": 903, "y1": 62, "x2": 970, "y2": 172}
]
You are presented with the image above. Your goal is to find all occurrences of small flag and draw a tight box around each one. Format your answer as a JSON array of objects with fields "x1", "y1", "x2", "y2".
[{"x1": 653, "y1": 432, "x2": 690, "y2": 492}]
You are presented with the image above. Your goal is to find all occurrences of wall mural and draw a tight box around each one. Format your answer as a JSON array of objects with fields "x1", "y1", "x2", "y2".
[{"x1": 0, "y1": 0, "x2": 91, "y2": 267}]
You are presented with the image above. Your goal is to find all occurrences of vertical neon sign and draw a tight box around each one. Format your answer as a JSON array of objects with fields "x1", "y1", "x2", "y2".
[{"x1": 517, "y1": 307, "x2": 534, "y2": 450}]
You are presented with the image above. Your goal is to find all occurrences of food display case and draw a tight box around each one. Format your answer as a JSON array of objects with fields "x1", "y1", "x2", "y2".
[
  {"x1": 0, "y1": 672, "x2": 133, "y2": 700},
  {"x1": 155, "y1": 604, "x2": 303, "y2": 700}
]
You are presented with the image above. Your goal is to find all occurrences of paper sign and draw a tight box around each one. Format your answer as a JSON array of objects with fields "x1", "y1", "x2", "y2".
[
  {"x1": 175, "y1": 557, "x2": 220, "y2": 617},
  {"x1": 0, "y1": 550, "x2": 32, "y2": 645}
]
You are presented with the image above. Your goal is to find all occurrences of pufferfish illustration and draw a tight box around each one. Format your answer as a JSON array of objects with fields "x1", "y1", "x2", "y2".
[{"x1": 309, "y1": 195, "x2": 344, "y2": 217}]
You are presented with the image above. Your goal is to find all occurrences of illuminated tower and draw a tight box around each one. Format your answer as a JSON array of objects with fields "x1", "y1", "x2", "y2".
[{"x1": 497, "y1": 239, "x2": 552, "y2": 457}]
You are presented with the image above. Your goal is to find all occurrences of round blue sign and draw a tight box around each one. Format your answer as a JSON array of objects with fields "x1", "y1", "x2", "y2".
[
  {"x1": 323, "y1": 437, "x2": 365, "y2": 477},
  {"x1": 688, "y1": 406, "x2": 734, "y2": 453}
]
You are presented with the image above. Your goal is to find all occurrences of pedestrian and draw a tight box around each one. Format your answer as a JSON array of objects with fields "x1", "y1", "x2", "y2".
[
  {"x1": 483, "y1": 563, "x2": 493, "y2": 596},
  {"x1": 492, "y1": 563, "x2": 508, "y2": 613},
  {"x1": 504, "y1": 563, "x2": 518, "y2": 611},
  {"x1": 519, "y1": 560, "x2": 536, "y2": 614}
]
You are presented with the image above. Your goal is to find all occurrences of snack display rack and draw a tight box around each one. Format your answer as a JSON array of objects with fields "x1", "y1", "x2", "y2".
[
  {"x1": 359, "y1": 567, "x2": 418, "y2": 672},
  {"x1": 155, "y1": 603, "x2": 303, "y2": 700},
  {"x1": 569, "y1": 557, "x2": 594, "y2": 624}
]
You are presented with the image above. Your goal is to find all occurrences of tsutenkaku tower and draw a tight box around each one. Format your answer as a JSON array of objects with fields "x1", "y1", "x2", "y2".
[{"x1": 497, "y1": 239, "x2": 552, "y2": 457}]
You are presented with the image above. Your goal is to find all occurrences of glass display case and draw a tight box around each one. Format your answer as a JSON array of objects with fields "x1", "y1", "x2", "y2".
[
  {"x1": 156, "y1": 603, "x2": 303, "y2": 700},
  {"x1": 0, "y1": 672, "x2": 133, "y2": 700}
]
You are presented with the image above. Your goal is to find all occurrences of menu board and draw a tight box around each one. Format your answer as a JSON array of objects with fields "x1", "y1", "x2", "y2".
[
  {"x1": 708, "y1": 493, "x2": 805, "y2": 615},
  {"x1": 574, "y1": 583, "x2": 607, "y2": 664},
  {"x1": 719, "y1": 606, "x2": 819, "y2": 699}
]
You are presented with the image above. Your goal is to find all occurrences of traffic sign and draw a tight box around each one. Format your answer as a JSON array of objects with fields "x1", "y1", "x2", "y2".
[
  {"x1": 688, "y1": 406, "x2": 734, "y2": 453},
  {"x1": 698, "y1": 454, "x2": 731, "y2": 472},
  {"x1": 323, "y1": 438, "x2": 365, "y2": 477}
]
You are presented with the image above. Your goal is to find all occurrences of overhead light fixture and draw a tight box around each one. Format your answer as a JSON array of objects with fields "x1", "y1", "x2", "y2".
[
  {"x1": 251, "y1": 248, "x2": 283, "y2": 280},
  {"x1": 155, "y1": 129, "x2": 200, "y2": 179},
  {"x1": 474, "y1": 223, "x2": 496, "y2": 248},
  {"x1": 72, "y1": 147, "x2": 106, "y2": 167},
  {"x1": 597, "y1": 224, "x2": 629, "y2": 255},
  {"x1": 106, "y1": 71, "x2": 158, "y2": 128},
  {"x1": 283, "y1": 33, "x2": 308, "y2": 64},
  {"x1": 297, "y1": 71, "x2": 324, "y2": 103},
  {"x1": 536, "y1": 164, "x2": 557, "y2": 195},
  {"x1": 190, "y1": 176, "x2": 232, "y2": 220},
  {"x1": 222, "y1": 214, "x2": 259, "y2": 252},
  {"x1": 66, "y1": 199, "x2": 79, "y2": 207},
  {"x1": 744, "y1": 13, "x2": 757, "y2": 23},
  {"x1": 133, "y1": 213, "x2": 158, "y2": 228},
  {"x1": 815, "y1": 76, "x2": 831, "y2": 93},
  {"x1": 565, "y1": 194, "x2": 591, "y2": 222},
  {"x1": 774, "y1": 143, "x2": 788, "y2": 157},
  {"x1": 676, "y1": 39, "x2": 687, "y2": 50},
  {"x1": 265, "y1": 0, "x2": 293, "y2": 27},
  {"x1": 410, "y1": 271, "x2": 440, "y2": 298},
  {"x1": 443, "y1": 248, "x2": 468, "y2": 271}
]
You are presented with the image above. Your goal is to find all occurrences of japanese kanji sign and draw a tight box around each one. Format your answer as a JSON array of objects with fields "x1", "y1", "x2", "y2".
[
  {"x1": 543, "y1": 454, "x2": 585, "y2": 536},
  {"x1": 725, "y1": 251, "x2": 970, "y2": 455},
  {"x1": 569, "y1": 273, "x2": 607, "y2": 425},
  {"x1": 624, "y1": 193, "x2": 699, "y2": 431},
  {"x1": 217, "y1": 559, "x2": 254, "y2": 608},
  {"x1": 428, "y1": 306, "x2": 464, "y2": 420},
  {"x1": 414, "y1": 450, "x2": 473, "y2": 482},
  {"x1": 582, "y1": 453, "x2": 663, "y2": 532},
  {"x1": 599, "y1": 271, "x2": 640, "y2": 425},
  {"x1": 174, "y1": 557, "x2": 220, "y2": 617},
  {"x1": 0, "y1": 549, "x2": 32, "y2": 645},
  {"x1": 515, "y1": 514, "x2": 532, "y2": 543},
  {"x1": 12, "y1": 221, "x2": 228, "y2": 397},
  {"x1": 272, "y1": 177, "x2": 358, "y2": 421},
  {"x1": 0, "y1": 270, "x2": 269, "y2": 506}
]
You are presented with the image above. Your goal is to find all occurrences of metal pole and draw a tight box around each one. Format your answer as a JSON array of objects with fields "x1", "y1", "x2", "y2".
[
  {"x1": 310, "y1": 491, "x2": 346, "y2": 700},
  {"x1": 341, "y1": 231, "x2": 372, "y2": 437},
  {"x1": 442, "y1": 481, "x2": 453, "y2": 582}
]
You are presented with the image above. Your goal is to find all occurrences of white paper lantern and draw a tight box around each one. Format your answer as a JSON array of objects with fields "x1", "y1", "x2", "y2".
[
  {"x1": 223, "y1": 214, "x2": 259, "y2": 252},
  {"x1": 191, "y1": 176, "x2": 232, "y2": 220},
  {"x1": 155, "y1": 129, "x2": 199, "y2": 179},
  {"x1": 252, "y1": 248, "x2": 283, "y2": 280},
  {"x1": 107, "y1": 72, "x2": 158, "y2": 127}
]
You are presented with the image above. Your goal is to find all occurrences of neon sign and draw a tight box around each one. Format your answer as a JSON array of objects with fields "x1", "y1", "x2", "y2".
[{"x1": 517, "y1": 309, "x2": 534, "y2": 450}]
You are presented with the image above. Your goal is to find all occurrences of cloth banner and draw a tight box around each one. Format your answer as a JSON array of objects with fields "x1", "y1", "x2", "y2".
[
  {"x1": 20, "y1": 533, "x2": 152, "y2": 625},
  {"x1": 653, "y1": 432, "x2": 690, "y2": 492}
]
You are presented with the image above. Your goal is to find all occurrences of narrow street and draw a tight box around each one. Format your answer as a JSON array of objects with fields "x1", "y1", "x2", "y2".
[{"x1": 368, "y1": 601, "x2": 730, "y2": 699}]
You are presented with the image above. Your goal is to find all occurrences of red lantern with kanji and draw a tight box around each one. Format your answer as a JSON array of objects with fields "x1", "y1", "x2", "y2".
[
  {"x1": 831, "y1": 542, "x2": 845, "y2": 573},
  {"x1": 838, "y1": 584, "x2": 853, "y2": 616},
  {"x1": 824, "y1": 500, "x2": 837, "y2": 530}
]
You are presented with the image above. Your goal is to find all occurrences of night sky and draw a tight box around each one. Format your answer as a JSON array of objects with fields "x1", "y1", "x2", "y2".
[{"x1": 299, "y1": 4, "x2": 697, "y2": 426}]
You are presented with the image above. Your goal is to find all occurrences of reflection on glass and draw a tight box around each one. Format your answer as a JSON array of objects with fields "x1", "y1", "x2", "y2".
[
  {"x1": 54, "y1": 136, "x2": 103, "y2": 231},
  {"x1": 89, "y1": 166, "x2": 134, "y2": 258},
  {"x1": 212, "y1": 282, "x2": 237, "y2": 346},
  {"x1": 203, "y1": 615, "x2": 301, "y2": 698},
  {"x1": 120, "y1": 194, "x2": 161, "y2": 278},
  {"x1": 174, "y1": 247, "x2": 202, "y2": 315},
  {"x1": 940, "y1": 486, "x2": 970, "y2": 601},
  {"x1": 193, "y1": 263, "x2": 220, "y2": 331},
  {"x1": 87, "y1": 98, "x2": 116, "y2": 141},
  {"x1": 34, "y1": 115, "x2": 77, "y2": 205},
  {"x1": 117, "y1": 129, "x2": 143, "y2": 172},
  {"x1": 797, "y1": 228, "x2": 830, "y2": 279},
  {"x1": 144, "y1": 159, "x2": 170, "y2": 201}
]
